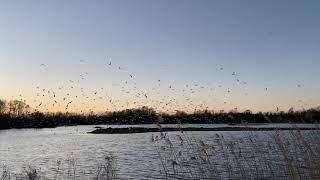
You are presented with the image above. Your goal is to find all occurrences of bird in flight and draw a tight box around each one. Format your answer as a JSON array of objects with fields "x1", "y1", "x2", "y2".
[{"x1": 40, "y1": 64, "x2": 47, "y2": 71}]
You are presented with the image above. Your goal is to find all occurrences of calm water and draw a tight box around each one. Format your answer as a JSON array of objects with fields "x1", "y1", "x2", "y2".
[{"x1": 0, "y1": 124, "x2": 318, "y2": 179}]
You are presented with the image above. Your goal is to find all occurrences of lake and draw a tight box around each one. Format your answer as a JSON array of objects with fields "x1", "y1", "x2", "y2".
[{"x1": 0, "y1": 124, "x2": 319, "y2": 179}]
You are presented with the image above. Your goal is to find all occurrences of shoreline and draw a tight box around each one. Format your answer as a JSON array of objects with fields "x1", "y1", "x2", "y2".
[
  {"x1": 88, "y1": 127, "x2": 320, "y2": 134},
  {"x1": 0, "y1": 122, "x2": 318, "y2": 131}
]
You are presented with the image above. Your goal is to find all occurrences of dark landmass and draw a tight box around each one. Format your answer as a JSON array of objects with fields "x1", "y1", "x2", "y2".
[
  {"x1": 89, "y1": 127, "x2": 320, "y2": 134},
  {"x1": 0, "y1": 100, "x2": 320, "y2": 130}
]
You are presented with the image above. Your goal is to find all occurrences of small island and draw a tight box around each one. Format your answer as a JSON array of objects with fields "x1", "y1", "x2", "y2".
[{"x1": 88, "y1": 126, "x2": 320, "y2": 134}]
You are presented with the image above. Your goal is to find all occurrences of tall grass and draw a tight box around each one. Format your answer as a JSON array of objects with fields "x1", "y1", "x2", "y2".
[
  {"x1": 94, "y1": 153, "x2": 117, "y2": 180},
  {"x1": 1, "y1": 166, "x2": 10, "y2": 180},
  {"x1": 0, "y1": 153, "x2": 117, "y2": 180},
  {"x1": 153, "y1": 125, "x2": 320, "y2": 179}
]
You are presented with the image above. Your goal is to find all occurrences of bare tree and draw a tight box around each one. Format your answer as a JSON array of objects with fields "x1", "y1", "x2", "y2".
[
  {"x1": 288, "y1": 107, "x2": 294, "y2": 114},
  {"x1": 244, "y1": 109, "x2": 252, "y2": 114},
  {"x1": 8, "y1": 100, "x2": 27, "y2": 117},
  {"x1": 0, "y1": 99, "x2": 6, "y2": 114}
]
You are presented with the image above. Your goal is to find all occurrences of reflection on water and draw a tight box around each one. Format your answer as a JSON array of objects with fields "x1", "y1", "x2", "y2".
[{"x1": 0, "y1": 124, "x2": 318, "y2": 179}]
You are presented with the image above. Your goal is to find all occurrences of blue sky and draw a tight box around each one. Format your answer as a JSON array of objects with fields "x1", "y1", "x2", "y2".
[{"x1": 0, "y1": 0, "x2": 319, "y2": 113}]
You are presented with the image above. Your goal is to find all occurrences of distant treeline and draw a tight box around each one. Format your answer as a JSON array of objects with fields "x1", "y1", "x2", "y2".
[{"x1": 0, "y1": 99, "x2": 319, "y2": 129}]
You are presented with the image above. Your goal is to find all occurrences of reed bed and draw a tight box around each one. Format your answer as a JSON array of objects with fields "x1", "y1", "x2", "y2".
[
  {"x1": 0, "y1": 153, "x2": 117, "y2": 180},
  {"x1": 153, "y1": 125, "x2": 320, "y2": 180}
]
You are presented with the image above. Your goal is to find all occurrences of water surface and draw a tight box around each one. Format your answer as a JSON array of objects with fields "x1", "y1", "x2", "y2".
[{"x1": 0, "y1": 124, "x2": 318, "y2": 179}]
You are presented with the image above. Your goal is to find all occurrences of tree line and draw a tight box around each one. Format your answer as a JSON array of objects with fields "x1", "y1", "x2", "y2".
[{"x1": 0, "y1": 99, "x2": 319, "y2": 129}]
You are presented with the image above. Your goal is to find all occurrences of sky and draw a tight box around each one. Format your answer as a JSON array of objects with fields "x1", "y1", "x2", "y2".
[{"x1": 0, "y1": 0, "x2": 319, "y2": 113}]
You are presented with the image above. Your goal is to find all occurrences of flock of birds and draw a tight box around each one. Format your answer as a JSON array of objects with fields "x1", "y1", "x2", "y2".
[{"x1": 14, "y1": 58, "x2": 305, "y2": 114}]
